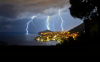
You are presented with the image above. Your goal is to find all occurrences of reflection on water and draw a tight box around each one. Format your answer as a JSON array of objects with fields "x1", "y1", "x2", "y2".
[{"x1": 0, "y1": 34, "x2": 58, "y2": 46}]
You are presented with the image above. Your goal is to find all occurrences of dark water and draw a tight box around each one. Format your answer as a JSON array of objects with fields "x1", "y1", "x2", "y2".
[{"x1": 0, "y1": 34, "x2": 58, "y2": 46}]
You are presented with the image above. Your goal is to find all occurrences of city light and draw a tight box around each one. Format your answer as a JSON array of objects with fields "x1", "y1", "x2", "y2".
[{"x1": 35, "y1": 31, "x2": 79, "y2": 44}]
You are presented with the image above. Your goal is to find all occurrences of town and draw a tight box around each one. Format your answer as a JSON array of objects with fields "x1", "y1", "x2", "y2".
[{"x1": 35, "y1": 31, "x2": 79, "y2": 44}]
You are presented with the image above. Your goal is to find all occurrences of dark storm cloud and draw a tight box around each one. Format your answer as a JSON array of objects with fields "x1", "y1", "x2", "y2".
[
  {"x1": 0, "y1": 0, "x2": 70, "y2": 19},
  {"x1": 0, "y1": 4, "x2": 17, "y2": 18},
  {"x1": 0, "y1": 0, "x2": 83, "y2": 33}
]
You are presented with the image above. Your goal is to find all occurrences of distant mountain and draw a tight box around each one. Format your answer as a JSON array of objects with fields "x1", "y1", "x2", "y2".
[
  {"x1": 0, "y1": 41, "x2": 8, "y2": 46},
  {"x1": 38, "y1": 23, "x2": 85, "y2": 35},
  {"x1": 69, "y1": 23, "x2": 85, "y2": 33}
]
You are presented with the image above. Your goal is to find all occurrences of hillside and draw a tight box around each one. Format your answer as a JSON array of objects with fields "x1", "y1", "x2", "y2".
[{"x1": 69, "y1": 23, "x2": 85, "y2": 33}]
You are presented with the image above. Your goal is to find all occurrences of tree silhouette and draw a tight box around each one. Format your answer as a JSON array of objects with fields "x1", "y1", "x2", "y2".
[{"x1": 69, "y1": 0, "x2": 99, "y2": 39}]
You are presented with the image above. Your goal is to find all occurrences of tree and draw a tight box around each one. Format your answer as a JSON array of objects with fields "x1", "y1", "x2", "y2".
[{"x1": 69, "y1": 0, "x2": 99, "y2": 39}]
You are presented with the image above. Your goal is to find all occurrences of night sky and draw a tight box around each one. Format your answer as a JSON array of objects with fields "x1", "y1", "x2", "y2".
[{"x1": 0, "y1": 0, "x2": 83, "y2": 34}]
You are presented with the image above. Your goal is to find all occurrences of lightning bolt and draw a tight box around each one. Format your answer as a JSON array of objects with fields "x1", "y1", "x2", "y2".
[
  {"x1": 26, "y1": 16, "x2": 36, "y2": 35},
  {"x1": 47, "y1": 16, "x2": 50, "y2": 30},
  {"x1": 59, "y1": 9, "x2": 64, "y2": 31},
  {"x1": 53, "y1": 20, "x2": 55, "y2": 31},
  {"x1": 53, "y1": 24, "x2": 55, "y2": 31}
]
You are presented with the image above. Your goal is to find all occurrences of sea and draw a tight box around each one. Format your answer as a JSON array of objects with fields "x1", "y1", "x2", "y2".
[{"x1": 0, "y1": 32, "x2": 58, "y2": 46}]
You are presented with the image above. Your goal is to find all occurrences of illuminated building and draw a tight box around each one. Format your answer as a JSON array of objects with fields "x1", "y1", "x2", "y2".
[{"x1": 35, "y1": 31, "x2": 79, "y2": 44}]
